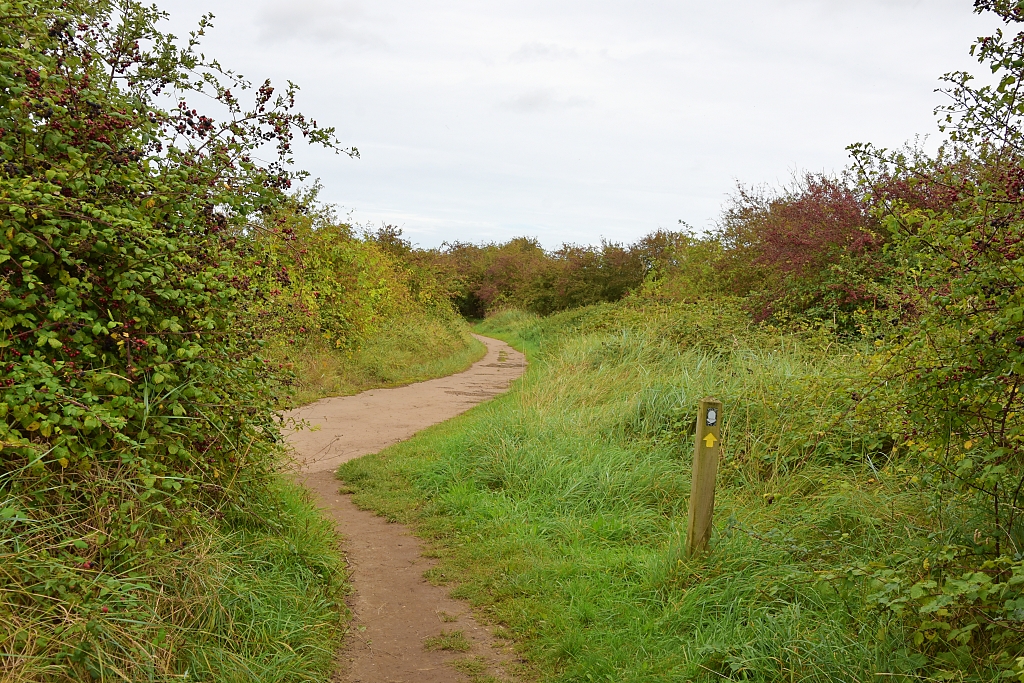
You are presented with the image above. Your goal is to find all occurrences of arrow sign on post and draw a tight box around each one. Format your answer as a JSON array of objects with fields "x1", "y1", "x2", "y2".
[{"x1": 686, "y1": 397, "x2": 723, "y2": 558}]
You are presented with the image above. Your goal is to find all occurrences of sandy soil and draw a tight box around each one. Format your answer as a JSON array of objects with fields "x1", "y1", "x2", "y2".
[{"x1": 287, "y1": 335, "x2": 527, "y2": 682}]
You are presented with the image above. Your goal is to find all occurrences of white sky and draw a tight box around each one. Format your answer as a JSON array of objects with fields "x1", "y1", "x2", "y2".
[{"x1": 156, "y1": 0, "x2": 1003, "y2": 248}]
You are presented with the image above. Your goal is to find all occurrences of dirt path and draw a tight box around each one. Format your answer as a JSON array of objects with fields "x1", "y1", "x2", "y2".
[{"x1": 287, "y1": 335, "x2": 527, "y2": 682}]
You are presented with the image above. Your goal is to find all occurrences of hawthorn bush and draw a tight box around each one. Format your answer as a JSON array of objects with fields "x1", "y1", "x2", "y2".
[
  {"x1": 0, "y1": 0, "x2": 351, "y2": 678},
  {"x1": 830, "y1": 3, "x2": 1024, "y2": 673},
  {"x1": 705, "y1": 174, "x2": 890, "y2": 331}
]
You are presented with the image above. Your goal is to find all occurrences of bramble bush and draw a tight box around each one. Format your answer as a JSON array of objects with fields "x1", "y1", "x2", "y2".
[
  {"x1": 0, "y1": 0, "x2": 352, "y2": 678},
  {"x1": 239, "y1": 193, "x2": 454, "y2": 353},
  {"x1": 234, "y1": 199, "x2": 477, "y2": 405}
]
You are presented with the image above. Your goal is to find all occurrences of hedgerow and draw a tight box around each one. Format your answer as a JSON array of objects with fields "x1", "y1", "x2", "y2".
[{"x1": 0, "y1": 0, "x2": 352, "y2": 678}]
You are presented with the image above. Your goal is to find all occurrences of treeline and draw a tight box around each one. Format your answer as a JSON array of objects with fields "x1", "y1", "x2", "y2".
[
  {"x1": 365, "y1": 227, "x2": 686, "y2": 318},
  {"x1": 368, "y1": 172, "x2": 890, "y2": 331},
  {"x1": 378, "y1": 168, "x2": 908, "y2": 335}
]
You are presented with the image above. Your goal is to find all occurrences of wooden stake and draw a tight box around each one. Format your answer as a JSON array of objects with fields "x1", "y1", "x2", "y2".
[{"x1": 686, "y1": 397, "x2": 723, "y2": 558}]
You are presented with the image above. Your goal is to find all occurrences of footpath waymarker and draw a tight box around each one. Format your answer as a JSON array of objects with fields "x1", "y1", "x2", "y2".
[{"x1": 686, "y1": 397, "x2": 723, "y2": 558}]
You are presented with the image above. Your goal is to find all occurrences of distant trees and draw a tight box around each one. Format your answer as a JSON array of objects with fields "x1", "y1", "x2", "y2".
[
  {"x1": 404, "y1": 173, "x2": 893, "y2": 330},
  {"x1": 380, "y1": 236, "x2": 654, "y2": 318}
]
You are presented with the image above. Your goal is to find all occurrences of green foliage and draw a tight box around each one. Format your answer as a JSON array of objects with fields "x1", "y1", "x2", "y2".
[
  {"x1": 3, "y1": 467, "x2": 348, "y2": 682},
  {"x1": 831, "y1": 7, "x2": 1024, "y2": 668},
  {"x1": 632, "y1": 231, "x2": 726, "y2": 305},
  {"x1": 233, "y1": 197, "x2": 480, "y2": 405},
  {"x1": 239, "y1": 193, "x2": 452, "y2": 352},
  {"x1": 429, "y1": 236, "x2": 658, "y2": 318},
  {"x1": 0, "y1": 1, "x2": 350, "y2": 678}
]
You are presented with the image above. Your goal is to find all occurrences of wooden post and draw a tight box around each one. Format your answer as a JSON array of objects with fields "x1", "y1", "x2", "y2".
[{"x1": 686, "y1": 397, "x2": 723, "y2": 558}]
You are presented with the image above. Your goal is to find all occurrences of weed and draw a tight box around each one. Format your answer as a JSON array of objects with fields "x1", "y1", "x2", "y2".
[
  {"x1": 450, "y1": 656, "x2": 488, "y2": 674},
  {"x1": 424, "y1": 629, "x2": 472, "y2": 652}
]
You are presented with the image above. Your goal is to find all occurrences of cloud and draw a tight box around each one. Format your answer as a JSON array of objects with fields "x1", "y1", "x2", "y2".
[
  {"x1": 156, "y1": 0, "x2": 1002, "y2": 249},
  {"x1": 501, "y1": 89, "x2": 592, "y2": 113},
  {"x1": 510, "y1": 42, "x2": 578, "y2": 63},
  {"x1": 256, "y1": 0, "x2": 384, "y2": 47}
]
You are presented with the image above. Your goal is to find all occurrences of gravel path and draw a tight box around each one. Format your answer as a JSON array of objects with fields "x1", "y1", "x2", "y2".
[{"x1": 287, "y1": 335, "x2": 527, "y2": 682}]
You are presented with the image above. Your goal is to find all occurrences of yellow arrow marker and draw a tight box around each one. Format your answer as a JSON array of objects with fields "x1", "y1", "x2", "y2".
[{"x1": 703, "y1": 432, "x2": 718, "y2": 448}]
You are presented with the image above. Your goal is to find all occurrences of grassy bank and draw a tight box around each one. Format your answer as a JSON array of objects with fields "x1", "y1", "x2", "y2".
[
  {"x1": 336, "y1": 304, "x2": 967, "y2": 682},
  {"x1": 274, "y1": 312, "x2": 485, "y2": 407},
  {"x1": 173, "y1": 481, "x2": 349, "y2": 681},
  {"x1": 4, "y1": 477, "x2": 347, "y2": 681}
]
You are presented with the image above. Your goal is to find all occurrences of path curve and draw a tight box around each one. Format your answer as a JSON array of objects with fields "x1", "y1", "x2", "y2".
[{"x1": 287, "y1": 335, "x2": 526, "y2": 682}]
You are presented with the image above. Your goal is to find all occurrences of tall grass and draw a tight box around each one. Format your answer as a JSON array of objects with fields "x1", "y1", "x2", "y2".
[
  {"x1": 337, "y1": 303, "x2": 946, "y2": 682},
  {"x1": 1, "y1": 478, "x2": 347, "y2": 682}
]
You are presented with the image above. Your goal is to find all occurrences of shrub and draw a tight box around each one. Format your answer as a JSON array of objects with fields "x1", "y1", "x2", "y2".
[
  {"x1": 716, "y1": 174, "x2": 890, "y2": 328},
  {"x1": 239, "y1": 191, "x2": 433, "y2": 352},
  {"x1": 433, "y1": 237, "x2": 654, "y2": 317},
  {"x1": 0, "y1": 1, "x2": 349, "y2": 677},
  {"x1": 835, "y1": 4, "x2": 1024, "y2": 675}
]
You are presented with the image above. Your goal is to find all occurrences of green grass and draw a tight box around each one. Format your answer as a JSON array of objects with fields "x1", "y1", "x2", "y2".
[
  {"x1": 336, "y1": 303, "x2": 953, "y2": 682},
  {"x1": 175, "y1": 480, "x2": 349, "y2": 681},
  {"x1": 424, "y1": 629, "x2": 472, "y2": 652},
  {"x1": 451, "y1": 656, "x2": 489, "y2": 674},
  {"x1": 2, "y1": 477, "x2": 348, "y2": 682},
  {"x1": 273, "y1": 311, "x2": 486, "y2": 407}
]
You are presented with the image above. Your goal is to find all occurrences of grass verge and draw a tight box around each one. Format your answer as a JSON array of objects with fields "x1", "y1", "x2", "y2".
[
  {"x1": 336, "y1": 303, "x2": 954, "y2": 682},
  {"x1": 3, "y1": 477, "x2": 347, "y2": 682},
  {"x1": 176, "y1": 478, "x2": 349, "y2": 681},
  {"x1": 273, "y1": 312, "x2": 486, "y2": 407}
]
